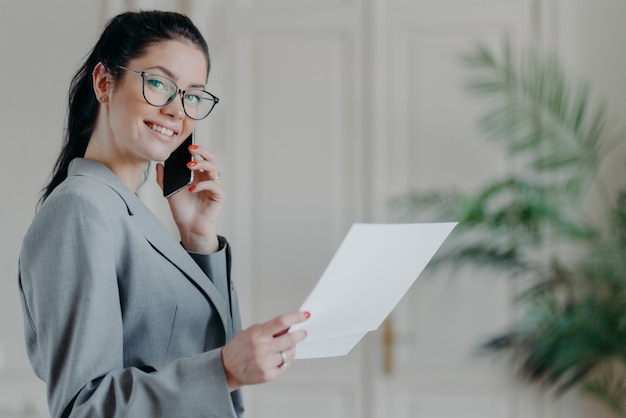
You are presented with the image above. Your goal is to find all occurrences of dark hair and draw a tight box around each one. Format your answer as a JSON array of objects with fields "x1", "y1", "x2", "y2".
[{"x1": 40, "y1": 10, "x2": 210, "y2": 203}]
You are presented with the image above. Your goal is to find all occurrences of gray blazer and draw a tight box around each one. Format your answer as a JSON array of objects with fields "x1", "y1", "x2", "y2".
[{"x1": 18, "y1": 158, "x2": 244, "y2": 417}]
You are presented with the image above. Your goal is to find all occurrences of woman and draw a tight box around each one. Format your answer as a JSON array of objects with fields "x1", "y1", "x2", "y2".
[{"x1": 18, "y1": 10, "x2": 308, "y2": 417}]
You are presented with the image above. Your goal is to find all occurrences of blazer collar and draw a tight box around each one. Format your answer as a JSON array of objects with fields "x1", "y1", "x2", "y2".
[{"x1": 67, "y1": 158, "x2": 233, "y2": 340}]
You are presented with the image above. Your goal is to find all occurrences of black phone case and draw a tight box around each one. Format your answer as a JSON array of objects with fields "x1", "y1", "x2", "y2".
[{"x1": 163, "y1": 133, "x2": 194, "y2": 197}]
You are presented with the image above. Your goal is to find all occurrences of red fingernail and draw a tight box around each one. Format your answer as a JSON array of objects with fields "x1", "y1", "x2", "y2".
[
  {"x1": 187, "y1": 161, "x2": 198, "y2": 168},
  {"x1": 188, "y1": 185, "x2": 196, "y2": 192},
  {"x1": 304, "y1": 311, "x2": 311, "y2": 319},
  {"x1": 189, "y1": 145, "x2": 199, "y2": 150}
]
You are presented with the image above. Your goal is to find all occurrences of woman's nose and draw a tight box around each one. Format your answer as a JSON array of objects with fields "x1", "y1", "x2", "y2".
[{"x1": 162, "y1": 93, "x2": 186, "y2": 119}]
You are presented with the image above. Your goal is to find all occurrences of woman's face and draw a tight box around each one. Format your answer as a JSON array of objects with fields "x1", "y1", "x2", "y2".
[{"x1": 106, "y1": 39, "x2": 208, "y2": 164}]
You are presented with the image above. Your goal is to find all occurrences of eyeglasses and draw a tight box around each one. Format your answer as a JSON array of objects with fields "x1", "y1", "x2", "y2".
[{"x1": 117, "y1": 66, "x2": 219, "y2": 120}]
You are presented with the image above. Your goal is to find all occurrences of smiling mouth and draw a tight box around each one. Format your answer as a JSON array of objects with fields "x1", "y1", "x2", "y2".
[{"x1": 146, "y1": 122, "x2": 176, "y2": 137}]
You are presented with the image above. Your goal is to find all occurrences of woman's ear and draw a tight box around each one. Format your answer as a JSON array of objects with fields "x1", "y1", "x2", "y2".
[{"x1": 92, "y1": 62, "x2": 111, "y2": 103}]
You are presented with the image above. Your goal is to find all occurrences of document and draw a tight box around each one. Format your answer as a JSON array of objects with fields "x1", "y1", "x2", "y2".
[{"x1": 291, "y1": 222, "x2": 457, "y2": 359}]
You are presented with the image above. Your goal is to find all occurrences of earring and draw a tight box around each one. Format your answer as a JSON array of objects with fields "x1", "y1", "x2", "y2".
[{"x1": 99, "y1": 95, "x2": 108, "y2": 103}]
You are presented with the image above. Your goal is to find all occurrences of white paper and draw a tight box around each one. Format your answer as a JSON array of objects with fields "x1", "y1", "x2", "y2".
[
  {"x1": 294, "y1": 333, "x2": 367, "y2": 359},
  {"x1": 293, "y1": 222, "x2": 457, "y2": 359}
]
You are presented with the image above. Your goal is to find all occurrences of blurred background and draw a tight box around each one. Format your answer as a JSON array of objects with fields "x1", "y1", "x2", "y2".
[{"x1": 1, "y1": 0, "x2": 626, "y2": 417}]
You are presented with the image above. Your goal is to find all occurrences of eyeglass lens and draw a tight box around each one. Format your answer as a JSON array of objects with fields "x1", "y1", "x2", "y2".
[{"x1": 142, "y1": 73, "x2": 216, "y2": 120}]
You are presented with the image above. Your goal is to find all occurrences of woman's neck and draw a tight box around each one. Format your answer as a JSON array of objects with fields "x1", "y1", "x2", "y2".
[{"x1": 84, "y1": 139, "x2": 148, "y2": 193}]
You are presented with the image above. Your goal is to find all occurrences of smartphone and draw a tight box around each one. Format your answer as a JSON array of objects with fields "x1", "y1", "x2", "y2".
[{"x1": 163, "y1": 132, "x2": 194, "y2": 198}]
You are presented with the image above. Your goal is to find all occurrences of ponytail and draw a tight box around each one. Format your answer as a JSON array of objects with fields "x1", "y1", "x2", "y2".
[{"x1": 40, "y1": 60, "x2": 99, "y2": 203}]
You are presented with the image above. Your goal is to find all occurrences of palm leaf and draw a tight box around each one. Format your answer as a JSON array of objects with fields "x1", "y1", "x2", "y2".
[
  {"x1": 392, "y1": 40, "x2": 626, "y2": 410},
  {"x1": 461, "y1": 41, "x2": 608, "y2": 192}
]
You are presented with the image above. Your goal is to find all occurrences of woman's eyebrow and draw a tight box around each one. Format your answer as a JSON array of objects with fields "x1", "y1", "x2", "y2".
[{"x1": 144, "y1": 65, "x2": 206, "y2": 89}]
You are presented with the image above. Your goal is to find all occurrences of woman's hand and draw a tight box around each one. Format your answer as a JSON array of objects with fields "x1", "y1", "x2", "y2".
[
  {"x1": 156, "y1": 144, "x2": 224, "y2": 253},
  {"x1": 222, "y1": 311, "x2": 310, "y2": 392}
]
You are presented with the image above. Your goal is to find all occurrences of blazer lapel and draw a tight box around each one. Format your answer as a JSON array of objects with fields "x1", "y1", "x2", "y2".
[
  {"x1": 131, "y1": 206, "x2": 234, "y2": 341},
  {"x1": 68, "y1": 159, "x2": 233, "y2": 340}
]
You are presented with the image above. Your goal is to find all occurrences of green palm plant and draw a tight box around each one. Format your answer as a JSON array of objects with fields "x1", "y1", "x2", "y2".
[{"x1": 390, "y1": 41, "x2": 626, "y2": 415}]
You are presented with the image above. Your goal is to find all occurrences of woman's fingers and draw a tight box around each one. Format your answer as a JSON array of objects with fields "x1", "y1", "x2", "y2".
[
  {"x1": 186, "y1": 159, "x2": 220, "y2": 181},
  {"x1": 181, "y1": 144, "x2": 224, "y2": 198},
  {"x1": 221, "y1": 311, "x2": 310, "y2": 391},
  {"x1": 264, "y1": 310, "x2": 310, "y2": 337},
  {"x1": 187, "y1": 144, "x2": 220, "y2": 182},
  {"x1": 260, "y1": 311, "x2": 309, "y2": 369},
  {"x1": 276, "y1": 347, "x2": 297, "y2": 369}
]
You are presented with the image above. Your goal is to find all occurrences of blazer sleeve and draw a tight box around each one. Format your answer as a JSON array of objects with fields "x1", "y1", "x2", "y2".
[
  {"x1": 188, "y1": 237, "x2": 243, "y2": 336},
  {"x1": 18, "y1": 188, "x2": 238, "y2": 418},
  {"x1": 188, "y1": 239, "x2": 231, "y2": 308}
]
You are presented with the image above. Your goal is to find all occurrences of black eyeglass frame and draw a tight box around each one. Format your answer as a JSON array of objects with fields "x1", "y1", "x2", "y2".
[{"x1": 117, "y1": 65, "x2": 220, "y2": 120}]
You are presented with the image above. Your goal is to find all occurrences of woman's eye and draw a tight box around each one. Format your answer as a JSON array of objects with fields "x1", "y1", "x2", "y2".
[
  {"x1": 184, "y1": 93, "x2": 201, "y2": 106},
  {"x1": 147, "y1": 78, "x2": 165, "y2": 90}
]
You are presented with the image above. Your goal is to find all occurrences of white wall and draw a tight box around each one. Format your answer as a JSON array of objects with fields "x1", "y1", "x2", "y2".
[{"x1": 554, "y1": 0, "x2": 626, "y2": 218}]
